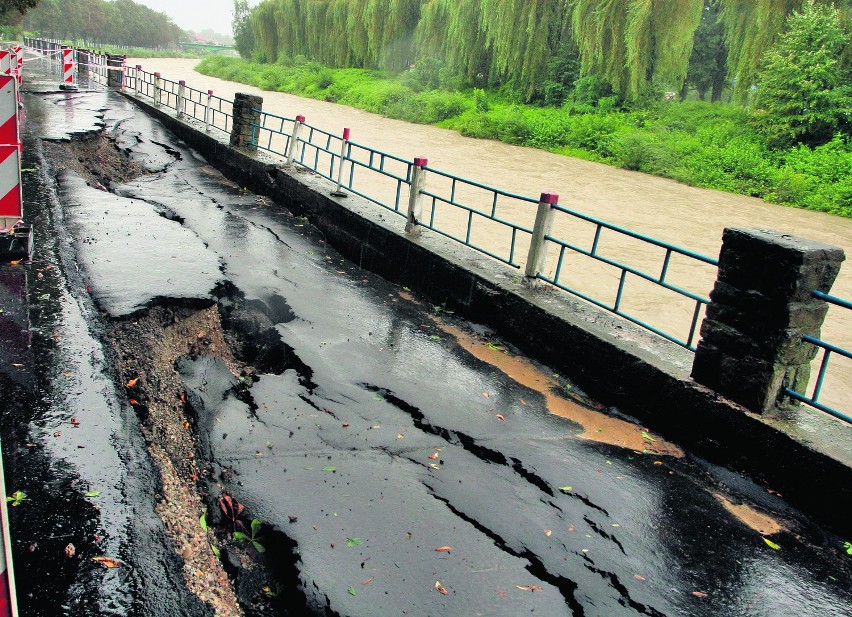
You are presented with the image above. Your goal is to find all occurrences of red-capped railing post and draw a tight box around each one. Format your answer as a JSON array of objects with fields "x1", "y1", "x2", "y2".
[
  {"x1": 525, "y1": 192, "x2": 559, "y2": 282},
  {"x1": 177, "y1": 80, "x2": 186, "y2": 118},
  {"x1": 331, "y1": 127, "x2": 350, "y2": 197},
  {"x1": 405, "y1": 157, "x2": 429, "y2": 235},
  {"x1": 204, "y1": 89, "x2": 213, "y2": 132},
  {"x1": 154, "y1": 72, "x2": 161, "y2": 106},
  {"x1": 286, "y1": 115, "x2": 305, "y2": 165}
]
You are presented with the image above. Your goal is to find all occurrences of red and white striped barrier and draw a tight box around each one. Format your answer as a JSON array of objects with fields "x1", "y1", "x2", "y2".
[
  {"x1": 0, "y1": 74, "x2": 21, "y2": 226},
  {"x1": 60, "y1": 47, "x2": 76, "y2": 90},
  {"x1": 13, "y1": 48, "x2": 22, "y2": 85}
]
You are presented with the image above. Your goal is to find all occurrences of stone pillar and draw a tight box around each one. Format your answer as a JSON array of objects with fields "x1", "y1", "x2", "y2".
[
  {"x1": 230, "y1": 92, "x2": 262, "y2": 150},
  {"x1": 692, "y1": 228, "x2": 845, "y2": 413},
  {"x1": 107, "y1": 54, "x2": 123, "y2": 88}
]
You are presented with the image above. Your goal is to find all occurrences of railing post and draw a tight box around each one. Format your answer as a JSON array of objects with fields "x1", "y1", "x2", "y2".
[
  {"x1": 229, "y1": 92, "x2": 263, "y2": 150},
  {"x1": 405, "y1": 157, "x2": 429, "y2": 235},
  {"x1": 331, "y1": 128, "x2": 350, "y2": 197},
  {"x1": 286, "y1": 115, "x2": 305, "y2": 165},
  {"x1": 154, "y1": 72, "x2": 161, "y2": 106},
  {"x1": 525, "y1": 192, "x2": 559, "y2": 283},
  {"x1": 107, "y1": 54, "x2": 123, "y2": 89},
  {"x1": 135, "y1": 65, "x2": 142, "y2": 95},
  {"x1": 204, "y1": 89, "x2": 213, "y2": 132},
  {"x1": 177, "y1": 80, "x2": 186, "y2": 118},
  {"x1": 692, "y1": 228, "x2": 845, "y2": 413}
]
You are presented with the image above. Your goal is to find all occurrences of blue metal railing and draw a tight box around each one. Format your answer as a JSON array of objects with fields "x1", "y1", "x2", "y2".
[
  {"x1": 248, "y1": 108, "x2": 717, "y2": 348},
  {"x1": 538, "y1": 204, "x2": 718, "y2": 350},
  {"x1": 784, "y1": 291, "x2": 852, "y2": 424}
]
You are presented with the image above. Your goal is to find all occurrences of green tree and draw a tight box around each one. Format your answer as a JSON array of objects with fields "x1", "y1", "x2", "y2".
[
  {"x1": 752, "y1": 0, "x2": 851, "y2": 148},
  {"x1": 683, "y1": 0, "x2": 728, "y2": 102}
]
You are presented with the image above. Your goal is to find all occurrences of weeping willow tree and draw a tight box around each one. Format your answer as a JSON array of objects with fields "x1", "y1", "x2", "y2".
[
  {"x1": 570, "y1": 0, "x2": 705, "y2": 99},
  {"x1": 244, "y1": 0, "x2": 849, "y2": 103}
]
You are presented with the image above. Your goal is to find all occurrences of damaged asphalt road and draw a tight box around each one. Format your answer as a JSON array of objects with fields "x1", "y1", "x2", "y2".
[{"x1": 1, "y1": 69, "x2": 851, "y2": 617}]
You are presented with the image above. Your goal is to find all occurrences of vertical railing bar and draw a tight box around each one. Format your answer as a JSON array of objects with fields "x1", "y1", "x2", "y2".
[
  {"x1": 491, "y1": 192, "x2": 498, "y2": 218},
  {"x1": 553, "y1": 245, "x2": 567, "y2": 284},
  {"x1": 614, "y1": 270, "x2": 628, "y2": 312},
  {"x1": 811, "y1": 349, "x2": 832, "y2": 403},
  {"x1": 687, "y1": 301, "x2": 703, "y2": 350},
  {"x1": 465, "y1": 211, "x2": 473, "y2": 245},
  {"x1": 660, "y1": 249, "x2": 672, "y2": 283},
  {"x1": 591, "y1": 225, "x2": 602, "y2": 256}
]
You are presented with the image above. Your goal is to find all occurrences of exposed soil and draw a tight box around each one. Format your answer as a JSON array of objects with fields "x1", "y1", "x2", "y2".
[
  {"x1": 46, "y1": 130, "x2": 292, "y2": 616},
  {"x1": 44, "y1": 130, "x2": 147, "y2": 188}
]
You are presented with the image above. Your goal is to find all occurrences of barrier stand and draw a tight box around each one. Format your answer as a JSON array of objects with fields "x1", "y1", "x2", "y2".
[
  {"x1": 524, "y1": 192, "x2": 559, "y2": 285},
  {"x1": 331, "y1": 128, "x2": 350, "y2": 197},
  {"x1": 405, "y1": 157, "x2": 429, "y2": 235},
  {"x1": 59, "y1": 47, "x2": 77, "y2": 91},
  {"x1": 177, "y1": 80, "x2": 186, "y2": 118},
  {"x1": 286, "y1": 115, "x2": 305, "y2": 165},
  {"x1": 154, "y1": 72, "x2": 161, "y2": 106}
]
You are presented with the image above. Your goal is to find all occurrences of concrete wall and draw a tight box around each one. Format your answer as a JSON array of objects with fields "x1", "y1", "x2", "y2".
[{"x1": 121, "y1": 91, "x2": 852, "y2": 535}]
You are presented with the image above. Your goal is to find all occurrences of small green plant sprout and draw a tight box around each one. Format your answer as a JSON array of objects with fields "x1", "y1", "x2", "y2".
[
  {"x1": 200, "y1": 512, "x2": 208, "y2": 533},
  {"x1": 485, "y1": 341, "x2": 506, "y2": 352},
  {"x1": 6, "y1": 490, "x2": 28, "y2": 506},
  {"x1": 234, "y1": 518, "x2": 266, "y2": 553},
  {"x1": 844, "y1": 541, "x2": 852, "y2": 555},
  {"x1": 346, "y1": 537, "x2": 364, "y2": 548}
]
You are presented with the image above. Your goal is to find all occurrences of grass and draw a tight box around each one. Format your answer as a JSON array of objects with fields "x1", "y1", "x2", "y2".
[{"x1": 196, "y1": 55, "x2": 852, "y2": 218}]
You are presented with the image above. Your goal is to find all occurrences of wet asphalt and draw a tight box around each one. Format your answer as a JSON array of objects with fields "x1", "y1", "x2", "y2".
[{"x1": 1, "y1": 62, "x2": 851, "y2": 616}]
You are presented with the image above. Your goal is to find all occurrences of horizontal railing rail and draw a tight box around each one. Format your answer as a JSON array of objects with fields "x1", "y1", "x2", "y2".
[
  {"x1": 538, "y1": 203, "x2": 718, "y2": 350},
  {"x1": 785, "y1": 291, "x2": 852, "y2": 424}
]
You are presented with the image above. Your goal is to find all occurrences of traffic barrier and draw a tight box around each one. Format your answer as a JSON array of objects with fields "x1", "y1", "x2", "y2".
[
  {"x1": 0, "y1": 436, "x2": 20, "y2": 617},
  {"x1": 59, "y1": 47, "x2": 77, "y2": 91},
  {"x1": 0, "y1": 72, "x2": 30, "y2": 261}
]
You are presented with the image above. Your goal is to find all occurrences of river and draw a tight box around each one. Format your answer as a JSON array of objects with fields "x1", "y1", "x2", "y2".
[{"x1": 127, "y1": 58, "x2": 852, "y2": 416}]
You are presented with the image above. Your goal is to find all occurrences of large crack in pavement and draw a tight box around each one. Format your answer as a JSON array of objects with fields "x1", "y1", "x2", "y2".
[{"x1": 12, "y1": 82, "x2": 852, "y2": 617}]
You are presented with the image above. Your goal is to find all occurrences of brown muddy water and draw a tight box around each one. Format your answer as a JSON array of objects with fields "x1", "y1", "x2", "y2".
[{"x1": 128, "y1": 58, "x2": 852, "y2": 416}]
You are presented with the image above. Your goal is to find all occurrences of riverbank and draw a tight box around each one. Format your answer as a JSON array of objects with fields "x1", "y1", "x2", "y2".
[{"x1": 196, "y1": 56, "x2": 852, "y2": 219}]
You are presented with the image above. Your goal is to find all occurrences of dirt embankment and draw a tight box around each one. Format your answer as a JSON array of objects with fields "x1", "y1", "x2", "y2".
[{"x1": 47, "y1": 131, "x2": 293, "y2": 616}]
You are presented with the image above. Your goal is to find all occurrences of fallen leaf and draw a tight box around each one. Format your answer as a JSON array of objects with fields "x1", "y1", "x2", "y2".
[
  {"x1": 346, "y1": 537, "x2": 364, "y2": 548},
  {"x1": 397, "y1": 434, "x2": 405, "y2": 439},
  {"x1": 92, "y1": 556, "x2": 124, "y2": 568},
  {"x1": 544, "y1": 529, "x2": 552, "y2": 537},
  {"x1": 518, "y1": 399, "x2": 527, "y2": 405},
  {"x1": 428, "y1": 453, "x2": 439, "y2": 460},
  {"x1": 362, "y1": 578, "x2": 374, "y2": 585},
  {"x1": 482, "y1": 392, "x2": 489, "y2": 398},
  {"x1": 653, "y1": 461, "x2": 663, "y2": 465},
  {"x1": 321, "y1": 466, "x2": 336, "y2": 472},
  {"x1": 497, "y1": 590, "x2": 507, "y2": 598},
  {"x1": 9, "y1": 260, "x2": 21, "y2": 265},
  {"x1": 641, "y1": 431, "x2": 656, "y2": 443},
  {"x1": 515, "y1": 585, "x2": 543, "y2": 592},
  {"x1": 763, "y1": 538, "x2": 781, "y2": 550},
  {"x1": 342, "y1": 422, "x2": 350, "y2": 427},
  {"x1": 429, "y1": 463, "x2": 441, "y2": 470},
  {"x1": 64, "y1": 543, "x2": 75, "y2": 557},
  {"x1": 129, "y1": 399, "x2": 139, "y2": 406},
  {"x1": 692, "y1": 591, "x2": 708, "y2": 598},
  {"x1": 434, "y1": 546, "x2": 453, "y2": 552},
  {"x1": 495, "y1": 414, "x2": 505, "y2": 422},
  {"x1": 126, "y1": 378, "x2": 139, "y2": 388},
  {"x1": 85, "y1": 490, "x2": 101, "y2": 498},
  {"x1": 435, "y1": 581, "x2": 448, "y2": 595},
  {"x1": 633, "y1": 574, "x2": 646, "y2": 581},
  {"x1": 516, "y1": 585, "x2": 531, "y2": 591},
  {"x1": 348, "y1": 586, "x2": 357, "y2": 596},
  {"x1": 559, "y1": 486, "x2": 573, "y2": 493}
]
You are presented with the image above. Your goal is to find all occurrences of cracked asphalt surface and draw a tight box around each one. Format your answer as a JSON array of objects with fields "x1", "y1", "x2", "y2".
[{"x1": 1, "y1": 63, "x2": 850, "y2": 617}]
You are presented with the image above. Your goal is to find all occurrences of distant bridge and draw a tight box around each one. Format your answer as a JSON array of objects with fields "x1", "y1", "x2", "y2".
[{"x1": 179, "y1": 42, "x2": 237, "y2": 55}]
